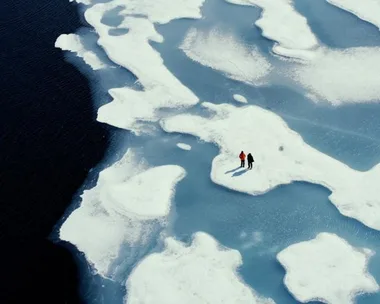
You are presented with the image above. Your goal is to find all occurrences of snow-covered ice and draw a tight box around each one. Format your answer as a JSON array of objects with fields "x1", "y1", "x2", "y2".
[
  {"x1": 63, "y1": 0, "x2": 206, "y2": 133},
  {"x1": 225, "y1": 0, "x2": 319, "y2": 60},
  {"x1": 277, "y1": 233, "x2": 379, "y2": 303},
  {"x1": 233, "y1": 94, "x2": 248, "y2": 103},
  {"x1": 176, "y1": 143, "x2": 192, "y2": 150},
  {"x1": 59, "y1": 149, "x2": 186, "y2": 276},
  {"x1": 290, "y1": 47, "x2": 380, "y2": 104},
  {"x1": 126, "y1": 232, "x2": 275, "y2": 304},
  {"x1": 161, "y1": 102, "x2": 380, "y2": 230},
  {"x1": 55, "y1": 34, "x2": 107, "y2": 70},
  {"x1": 181, "y1": 28, "x2": 272, "y2": 84},
  {"x1": 327, "y1": 0, "x2": 380, "y2": 30}
]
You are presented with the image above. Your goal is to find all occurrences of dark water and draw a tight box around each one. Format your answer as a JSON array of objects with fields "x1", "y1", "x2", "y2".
[{"x1": 0, "y1": 0, "x2": 110, "y2": 302}]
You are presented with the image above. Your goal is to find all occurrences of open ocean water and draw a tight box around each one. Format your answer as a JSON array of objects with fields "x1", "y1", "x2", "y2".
[{"x1": 0, "y1": 0, "x2": 111, "y2": 302}]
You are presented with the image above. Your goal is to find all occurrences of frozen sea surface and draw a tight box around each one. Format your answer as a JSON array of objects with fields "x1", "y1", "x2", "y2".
[{"x1": 56, "y1": 0, "x2": 380, "y2": 303}]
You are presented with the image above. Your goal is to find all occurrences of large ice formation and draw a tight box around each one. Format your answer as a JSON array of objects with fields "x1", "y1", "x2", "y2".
[
  {"x1": 161, "y1": 102, "x2": 380, "y2": 230},
  {"x1": 277, "y1": 233, "x2": 379, "y2": 303},
  {"x1": 59, "y1": 0, "x2": 206, "y2": 133},
  {"x1": 126, "y1": 232, "x2": 275, "y2": 304},
  {"x1": 59, "y1": 150, "x2": 186, "y2": 277}
]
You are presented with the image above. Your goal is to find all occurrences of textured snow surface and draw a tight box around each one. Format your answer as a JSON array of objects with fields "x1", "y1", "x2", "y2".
[
  {"x1": 59, "y1": 150, "x2": 185, "y2": 276},
  {"x1": 177, "y1": 143, "x2": 192, "y2": 150},
  {"x1": 290, "y1": 47, "x2": 380, "y2": 104},
  {"x1": 277, "y1": 233, "x2": 379, "y2": 303},
  {"x1": 181, "y1": 28, "x2": 272, "y2": 84},
  {"x1": 225, "y1": 0, "x2": 319, "y2": 60},
  {"x1": 233, "y1": 94, "x2": 248, "y2": 103},
  {"x1": 55, "y1": 34, "x2": 107, "y2": 70},
  {"x1": 327, "y1": 0, "x2": 380, "y2": 30},
  {"x1": 126, "y1": 232, "x2": 275, "y2": 304},
  {"x1": 162, "y1": 102, "x2": 380, "y2": 230}
]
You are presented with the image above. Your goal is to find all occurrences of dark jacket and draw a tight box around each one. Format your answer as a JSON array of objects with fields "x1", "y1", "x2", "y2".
[{"x1": 247, "y1": 153, "x2": 254, "y2": 163}]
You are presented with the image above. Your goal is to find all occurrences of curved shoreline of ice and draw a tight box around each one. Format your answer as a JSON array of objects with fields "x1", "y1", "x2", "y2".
[
  {"x1": 59, "y1": 149, "x2": 186, "y2": 277},
  {"x1": 126, "y1": 232, "x2": 275, "y2": 304},
  {"x1": 161, "y1": 102, "x2": 380, "y2": 230},
  {"x1": 225, "y1": 0, "x2": 319, "y2": 60},
  {"x1": 277, "y1": 233, "x2": 379, "y2": 303},
  {"x1": 327, "y1": 0, "x2": 380, "y2": 30}
]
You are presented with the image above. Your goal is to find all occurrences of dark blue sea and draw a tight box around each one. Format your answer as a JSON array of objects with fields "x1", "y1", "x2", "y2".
[{"x1": 0, "y1": 0, "x2": 112, "y2": 302}]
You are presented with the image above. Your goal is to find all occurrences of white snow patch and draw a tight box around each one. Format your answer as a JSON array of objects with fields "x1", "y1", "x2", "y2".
[
  {"x1": 59, "y1": 149, "x2": 186, "y2": 277},
  {"x1": 233, "y1": 94, "x2": 248, "y2": 103},
  {"x1": 327, "y1": 0, "x2": 380, "y2": 30},
  {"x1": 181, "y1": 28, "x2": 272, "y2": 85},
  {"x1": 290, "y1": 47, "x2": 380, "y2": 104},
  {"x1": 225, "y1": 0, "x2": 319, "y2": 60},
  {"x1": 277, "y1": 233, "x2": 379, "y2": 303},
  {"x1": 177, "y1": 143, "x2": 192, "y2": 150},
  {"x1": 70, "y1": 0, "x2": 205, "y2": 133},
  {"x1": 161, "y1": 102, "x2": 380, "y2": 230},
  {"x1": 126, "y1": 232, "x2": 275, "y2": 304},
  {"x1": 55, "y1": 34, "x2": 107, "y2": 70}
]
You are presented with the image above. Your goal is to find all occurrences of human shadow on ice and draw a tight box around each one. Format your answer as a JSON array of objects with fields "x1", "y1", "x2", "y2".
[
  {"x1": 224, "y1": 166, "x2": 241, "y2": 174},
  {"x1": 232, "y1": 169, "x2": 248, "y2": 177}
]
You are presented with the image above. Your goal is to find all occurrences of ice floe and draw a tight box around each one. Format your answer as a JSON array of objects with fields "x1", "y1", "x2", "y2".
[
  {"x1": 225, "y1": 0, "x2": 319, "y2": 60},
  {"x1": 59, "y1": 149, "x2": 186, "y2": 277},
  {"x1": 277, "y1": 233, "x2": 379, "y2": 303},
  {"x1": 327, "y1": 0, "x2": 380, "y2": 30},
  {"x1": 161, "y1": 102, "x2": 380, "y2": 230},
  {"x1": 55, "y1": 33, "x2": 107, "y2": 70},
  {"x1": 181, "y1": 28, "x2": 272, "y2": 84},
  {"x1": 233, "y1": 94, "x2": 248, "y2": 103},
  {"x1": 176, "y1": 143, "x2": 192, "y2": 150},
  {"x1": 61, "y1": 0, "x2": 205, "y2": 133},
  {"x1": 126, "y1": 232, "x2": 275, "y2": 304},
  {"x1": 290, "y1": 47, "x2": 380, "y2": 104}
]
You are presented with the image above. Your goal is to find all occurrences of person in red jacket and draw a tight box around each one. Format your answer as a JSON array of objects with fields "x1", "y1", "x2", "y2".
[{"x1": 239, "y1": 151, "x2": 246, "y2": 168}]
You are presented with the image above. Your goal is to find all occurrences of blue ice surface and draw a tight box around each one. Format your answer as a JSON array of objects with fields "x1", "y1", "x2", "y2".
[{"x1": 59, "y1": 0, "x2": 380, "y2": 303}]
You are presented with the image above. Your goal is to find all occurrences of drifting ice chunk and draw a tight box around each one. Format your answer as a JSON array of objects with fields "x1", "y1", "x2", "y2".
[
  {"x1": 59, "y1": 149, "x2": 186, "y2": 277},
  {"x1": 126, "y1": 232, "x2": 275, "y2": 304},
  {"x1": 327, "y1": 0, "x2": 380, "y2": 30},
  {"x1": 161, "y1": 102, "x2": 380, "y2": 230},
  {"x1": 224, "y1": 0, "x2": 319, "y2": 60},
  {"x1": 233, "y1": 94, "x2": 248, "y2": 103},
  {"x1": 291, "y1": 47, "x2": 380, "y2": 104},
  {"x1": 55, "y1": 34, "x2": 107, "y2": 70},
  {"x1": 277, "y1": 233, "x2": 379, "y2": 303},
  {"x1": 176, "y1": 143, "x2": 192, "y2": 150},
  {"x1": 181, "y1": 28, "x2": 271, "y2": 85}
]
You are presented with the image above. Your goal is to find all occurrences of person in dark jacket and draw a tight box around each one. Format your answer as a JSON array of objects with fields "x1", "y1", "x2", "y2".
[
  {"x1": 239, "y1": 151, "x2": 246, "y2": 167},
  {"x1": 247, "y1": 153, "x2": 254, "y2": 170}
]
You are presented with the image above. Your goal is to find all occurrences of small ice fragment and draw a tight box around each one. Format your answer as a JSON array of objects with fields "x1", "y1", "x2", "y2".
[
  {"x1": 233, "y1": 94, "x2": 248, "y2": 103},
  {"x1": 176, "y1": 143, "x2": 192, "y2": 150}
]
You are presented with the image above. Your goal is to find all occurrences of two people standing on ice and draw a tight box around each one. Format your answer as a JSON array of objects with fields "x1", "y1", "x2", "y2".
[{"x1": 239, "y1": 151, "x2": 254, "y2": 170}]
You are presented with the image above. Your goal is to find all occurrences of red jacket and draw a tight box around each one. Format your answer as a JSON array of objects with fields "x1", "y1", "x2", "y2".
[{"x1": 239, "y1": 152, "x2": 246, "y2": 160}]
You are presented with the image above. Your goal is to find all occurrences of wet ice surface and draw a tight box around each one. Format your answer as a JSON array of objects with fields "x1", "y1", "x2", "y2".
[{"x1": 56, "y1": 0, "x2": 380, "y2": 303}]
